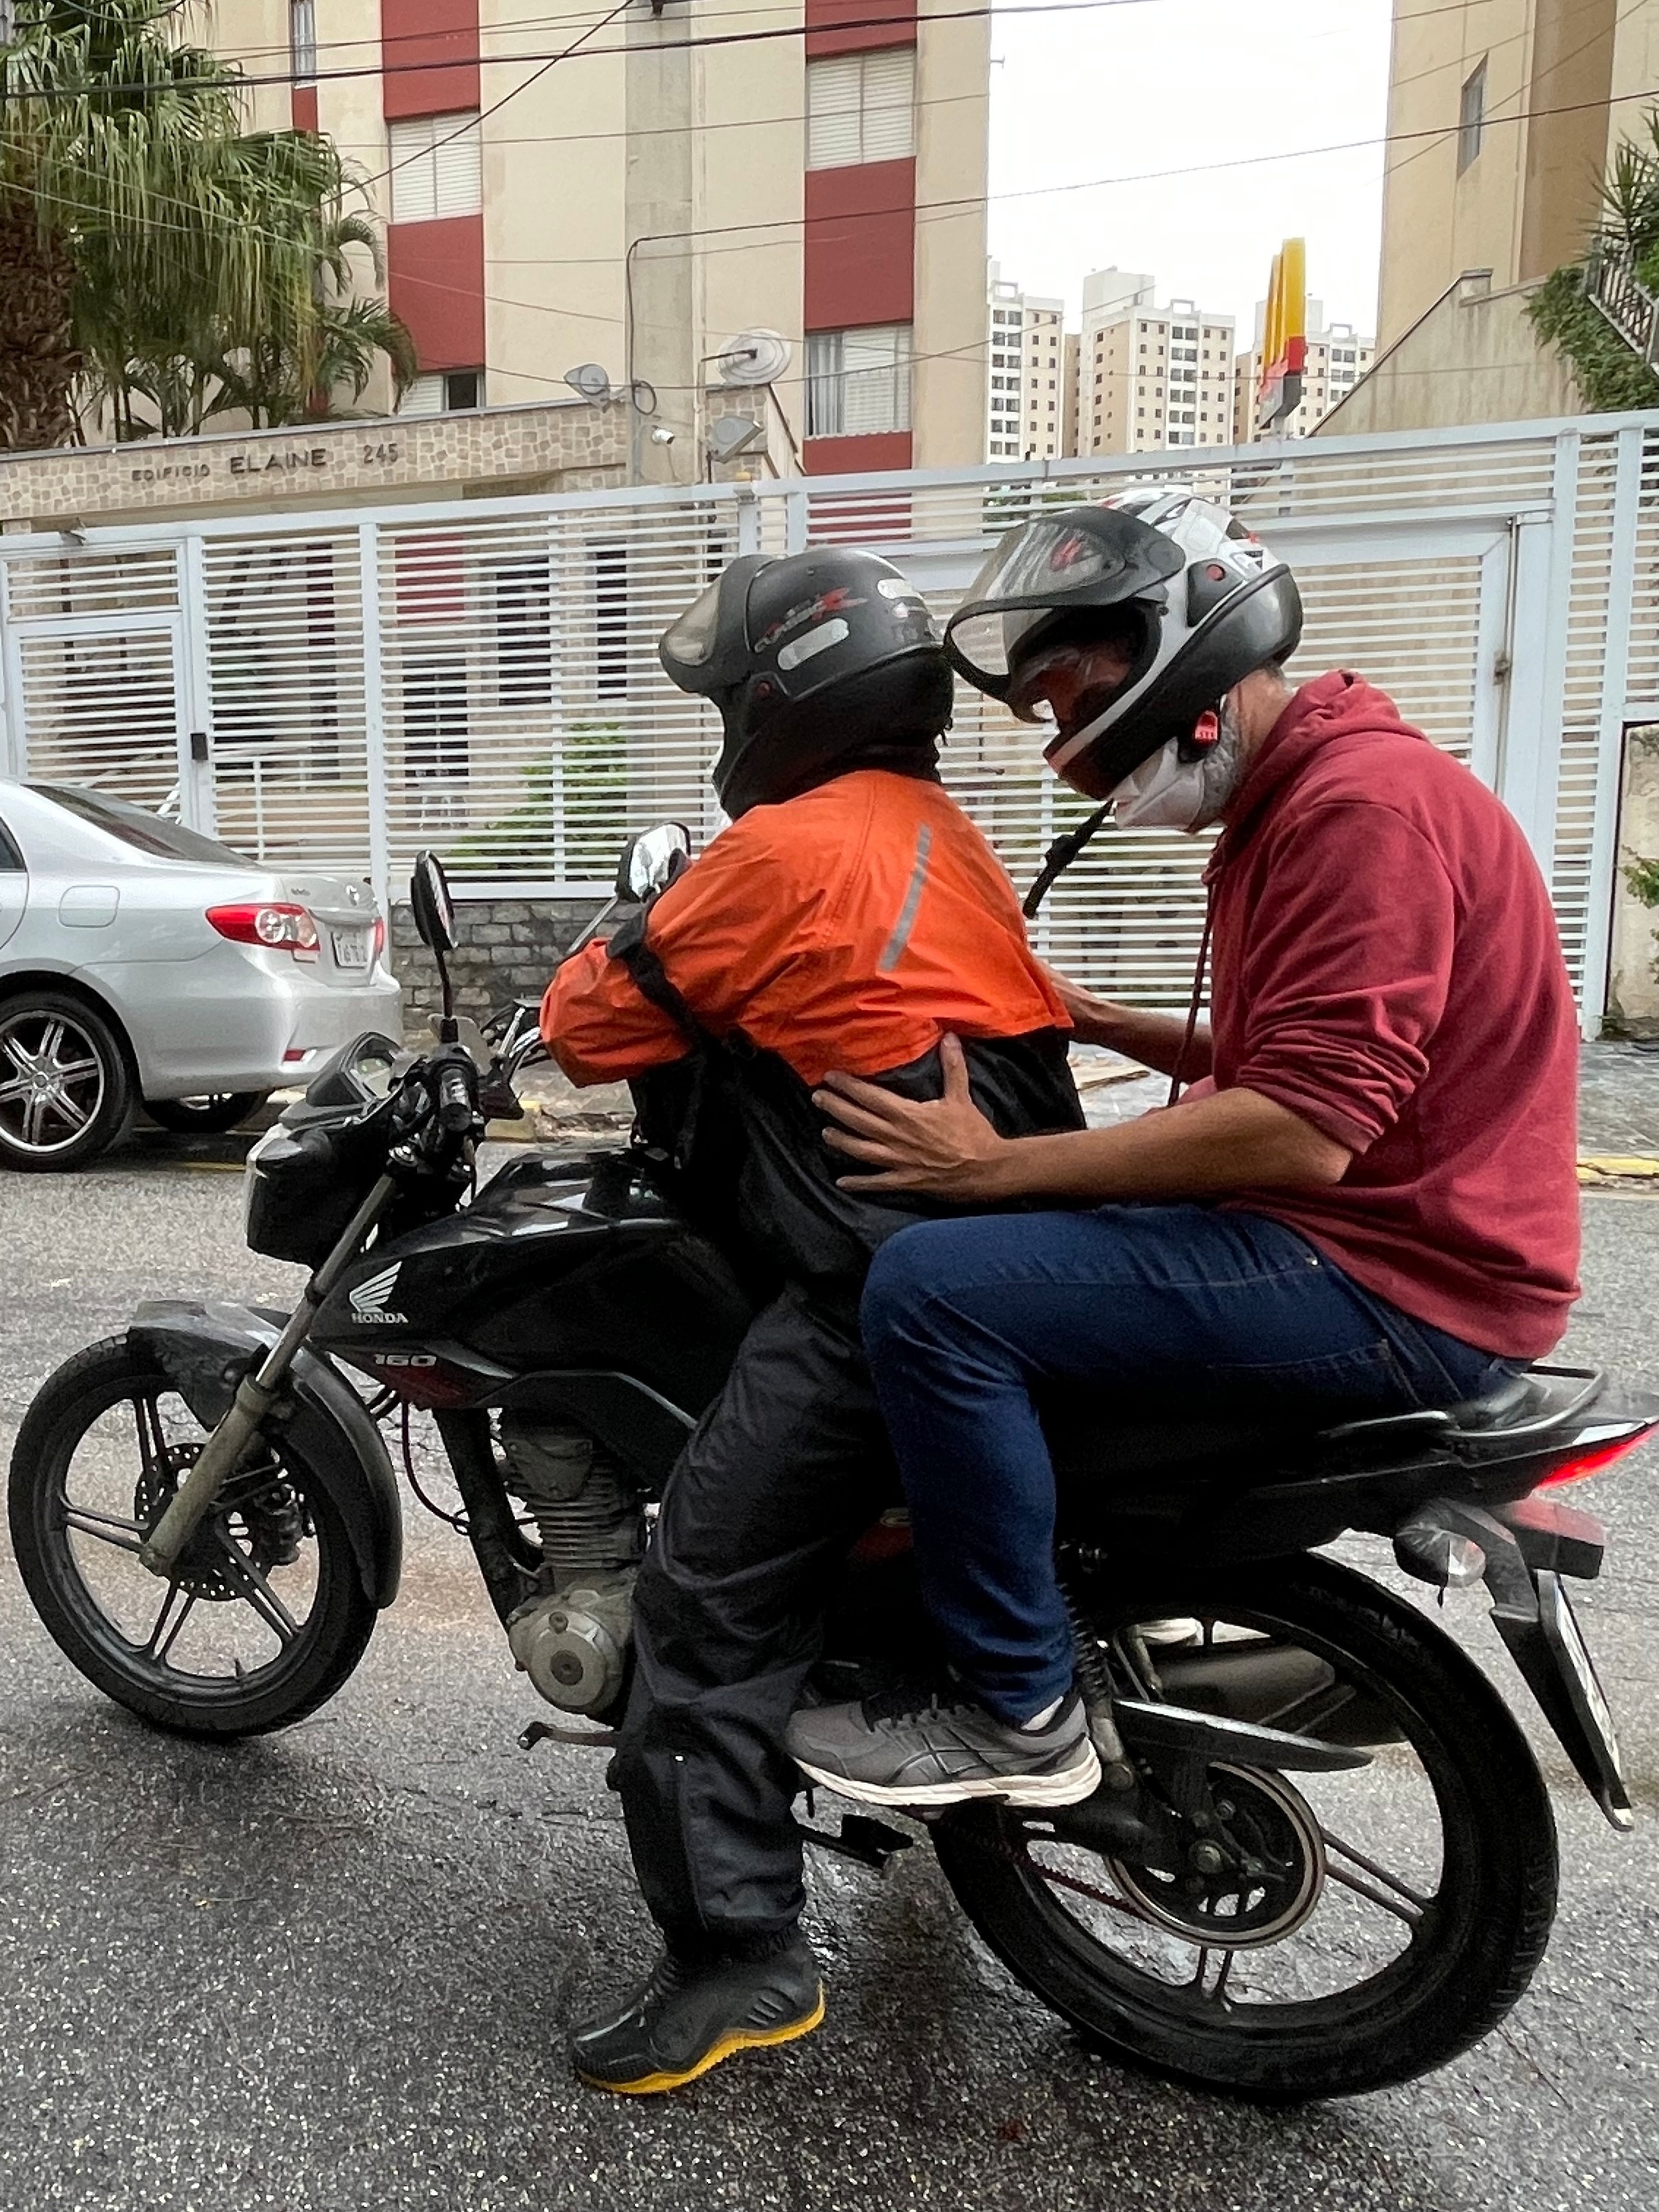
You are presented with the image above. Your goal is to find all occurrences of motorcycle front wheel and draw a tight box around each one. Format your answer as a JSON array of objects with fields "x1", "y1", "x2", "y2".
[
  {"x1": 9, "y1": 1338, "x2": 378, "y2": 1739},
  {"x1": 932, "y1": 1551, "x2": 1558, "y2": 2101}
]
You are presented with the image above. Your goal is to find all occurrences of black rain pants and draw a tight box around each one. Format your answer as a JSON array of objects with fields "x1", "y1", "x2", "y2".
[{"x1": 612, "y1": 1282, "x2": 892, "y2": 1956}]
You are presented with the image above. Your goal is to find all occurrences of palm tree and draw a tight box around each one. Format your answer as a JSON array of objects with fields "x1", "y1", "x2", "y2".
[
  {"x1": 0, "y1": 1, "x2": 412, "y2": 448},
  {"x1": 86, "y1": 201, "x2": 417, "y2": 437}
]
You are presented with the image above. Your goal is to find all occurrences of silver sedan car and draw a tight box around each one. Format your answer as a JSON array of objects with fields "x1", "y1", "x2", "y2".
[{"x1": 0, "y1": 779, "x2": 402, "y2": 1170}]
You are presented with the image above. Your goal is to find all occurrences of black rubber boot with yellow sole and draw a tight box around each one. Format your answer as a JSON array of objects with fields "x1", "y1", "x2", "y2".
[{"x1": 571, "y1": 1938, "x2": 825, "y2": 2094}]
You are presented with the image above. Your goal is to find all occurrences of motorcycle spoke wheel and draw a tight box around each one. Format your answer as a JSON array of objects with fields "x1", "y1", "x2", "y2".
[
  {"x1": 46, "y1": 1382, "x2": 322, "y2": 1688},
  {"x1": 933, "y1": 1554, "x2": 1557, "y2": 2099},
  {"x1": 9, "y1": 1339, "x2": 378, "y2": 1738}
]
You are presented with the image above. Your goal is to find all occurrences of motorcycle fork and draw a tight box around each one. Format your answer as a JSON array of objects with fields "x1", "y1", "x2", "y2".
[
  {"x1": 137, "y1": 1176, "x2": 397, "y2": 1577},
  {"x1": 432, "y1": 1408, "x2": 542, "y2": 1625}
]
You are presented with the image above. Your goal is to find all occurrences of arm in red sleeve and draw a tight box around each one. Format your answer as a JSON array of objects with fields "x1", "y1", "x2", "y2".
[
  {"x1": 539, "y1": 821, "x2": 809, "y2": 1087},
  {"x1": 1227, "y1": 802, "x2": 1457, "y2": 1154}
]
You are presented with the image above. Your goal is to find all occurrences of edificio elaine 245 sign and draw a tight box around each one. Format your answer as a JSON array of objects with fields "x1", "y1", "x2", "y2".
[{"x1": 129, "y1": 440, "x2": 404, "y2": 488}]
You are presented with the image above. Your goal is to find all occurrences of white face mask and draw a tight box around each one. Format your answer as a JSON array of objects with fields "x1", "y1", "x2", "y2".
[{"x1": 1111, "y1": 697, "x2": 1247, "y2": 832}]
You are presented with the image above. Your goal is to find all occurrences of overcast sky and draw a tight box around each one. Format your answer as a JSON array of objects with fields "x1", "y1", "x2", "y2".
[{"x1": 988, "y1": 0, "x2": 1394, "y2": 341}]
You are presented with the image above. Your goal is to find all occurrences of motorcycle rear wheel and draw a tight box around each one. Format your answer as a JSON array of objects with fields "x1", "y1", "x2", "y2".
[
  {"x1": 9, "y1": 1338, "x2": 378, "y2": 1739},
  {"x1": 932, "y1": 1551, "x2": 1557, "y2": 2101}
]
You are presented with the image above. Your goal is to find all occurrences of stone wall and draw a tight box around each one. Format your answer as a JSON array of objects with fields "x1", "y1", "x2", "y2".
[
  {"x1": 0, "y1": 399, "x2": 631, "y2": 533},
  {"x1": 389, "y1": 896, "x2": 603, "y2": 1035}
]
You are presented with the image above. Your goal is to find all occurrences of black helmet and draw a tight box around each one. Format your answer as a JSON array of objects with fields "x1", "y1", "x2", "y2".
[
  {"x1": 944, "y1": 490, "x2": 1303, "y2": 800},
  {"x1": 658, "y1": 546, "x2": 954, "y2": 816}
]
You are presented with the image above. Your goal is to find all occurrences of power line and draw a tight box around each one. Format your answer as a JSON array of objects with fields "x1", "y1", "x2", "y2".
[
  {"x1": 362, "y1": 0, "x2": 633, "y2": 201},
  {"x1": 37, "y1": 69, "x2": 1659, "y2": 339},
  {"x1": 0, "y1": 1, "x2": 1160, "y2": 101},
  {"x1": 378, "y1": 76, "x2": 1659, "y2": 270}
]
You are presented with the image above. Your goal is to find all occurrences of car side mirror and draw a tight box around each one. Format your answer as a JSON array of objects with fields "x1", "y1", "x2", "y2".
[
  {"x1": 410, "y1": 850, "x2": 457, "y2": 955},
  {"x1": 617, "y1": 822, "x2": 692, "y2": 903}
]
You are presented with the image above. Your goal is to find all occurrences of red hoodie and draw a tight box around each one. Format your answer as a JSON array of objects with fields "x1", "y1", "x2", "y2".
[{"x1": 1207, "y1": 671, "x2": 1580, "y2": 1359}]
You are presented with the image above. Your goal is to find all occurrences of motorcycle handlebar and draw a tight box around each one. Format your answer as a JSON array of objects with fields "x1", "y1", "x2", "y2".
[{"x1": 435, "y1": 1059, "x2": 476, "y2": 1135}]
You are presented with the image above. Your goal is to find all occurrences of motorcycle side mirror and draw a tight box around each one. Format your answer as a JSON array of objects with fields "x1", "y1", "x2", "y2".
[
  {"x1": 617, "y1": 822, "x2": 692, "y2": 903},
  {"x1": 410, "y1": 849, "x2": 459, "y2": 1034},
  {"x1": 410, "y1": 850, "x2": 458, "y2": 955}
]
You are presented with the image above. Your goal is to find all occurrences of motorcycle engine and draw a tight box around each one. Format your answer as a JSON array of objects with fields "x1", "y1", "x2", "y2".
[{"x1": 499, "y1": 1415, "x2": 644, "y2": 1719}]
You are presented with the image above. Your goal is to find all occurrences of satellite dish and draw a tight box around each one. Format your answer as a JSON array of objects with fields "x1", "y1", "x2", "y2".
[
  {"x1": 707, "y1": 415, "x2": 766, "y2": 462},
  {"x1": 563, "y1": 363, "x2": 613, "y2": 404},
  {"x1": 714, "y1": 329, "x2": 792, "y2": 387}
]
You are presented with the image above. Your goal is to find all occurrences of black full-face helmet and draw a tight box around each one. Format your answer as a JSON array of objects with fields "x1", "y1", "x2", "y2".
[
  {"x1": 944, "y1": 490, "x2": 1304, "y2": 801},
  {"x1": 658, "y1": 546, "x2": 955, "y2": 816}
]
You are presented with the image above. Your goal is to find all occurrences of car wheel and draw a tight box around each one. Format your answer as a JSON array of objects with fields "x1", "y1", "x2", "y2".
[
  {"x1": 0, "y1": 990, "x2": 135, "y2": 1172},
  {"x1": 143, "y1": 1091, "x2": 268, "y2": 1136}
]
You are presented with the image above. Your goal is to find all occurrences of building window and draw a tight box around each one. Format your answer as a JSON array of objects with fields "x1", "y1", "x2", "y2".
[
  {"x1": 807, "y1": 49, "x2": 915, "y2": 168},
  {"x1": 1458, "y1": 59, "x2": 1486, "y2": 173},
  {"x1": 403, "y1": 654, "x2": 469, "y2": 786},
  {"x1": 400, "y1": 369, "x2": 486, "y2": 415},
  {"x1": 592, "y1": 546, "x2": 628, "y2": 698},
  {"x1": 388, "y1": 111, "x2": 483, "y2": 222},
  {"x1": 806, "y1": 324, "x2": 911, "y2": 437},
  {"x1": 290, "y1": 0, "x2": 317, "y2": 83},
  {"x1": 494, "y1": 560, "x2": 553, "y2": 704}
]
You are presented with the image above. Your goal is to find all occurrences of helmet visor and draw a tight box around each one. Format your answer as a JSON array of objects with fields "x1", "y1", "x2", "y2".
[
  {"x1": 659, "y1": 575, "x2": 726, "y2": 673},
  {"x1": 944, "y1": 513, "x2": 1182, "y2": 692},
  {"x1": 1004, "y1": 634, "x2": 1142, "y2": 734}
]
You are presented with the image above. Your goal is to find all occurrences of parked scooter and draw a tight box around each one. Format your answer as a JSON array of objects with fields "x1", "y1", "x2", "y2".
[{"x1": 9, "y1": 840, "x2": 1652, "y2": 2100}]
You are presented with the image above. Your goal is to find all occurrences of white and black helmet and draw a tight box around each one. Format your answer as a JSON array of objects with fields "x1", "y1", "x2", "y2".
[{"x1": 944, "y1": 490, "x2": 1304, "y2": 800}]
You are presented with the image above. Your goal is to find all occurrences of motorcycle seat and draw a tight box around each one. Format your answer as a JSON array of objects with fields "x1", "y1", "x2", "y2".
[{"x1": 1041, "y1": 1365, "x2": 1607, "y2": 1488}]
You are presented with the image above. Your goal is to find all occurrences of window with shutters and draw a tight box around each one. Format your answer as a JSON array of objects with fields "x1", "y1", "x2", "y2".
[
  {"x1": 388, "y1": 113, "x2": 483, "y2": 223},
  {"x1": 290, "y1": 0, "x2": 317, "y2": 83},
  {"x1": 805, "y1": 325, "x2": 911, "y2": 437},
  {"x1": 399, "y1": 369, "x2": 486, "y2": 416},
  {"x1": 806, "y1": 49, "x2": 916, "y2": 169}
]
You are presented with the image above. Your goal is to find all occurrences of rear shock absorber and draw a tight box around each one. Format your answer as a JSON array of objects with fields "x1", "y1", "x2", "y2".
[{"x1": 1060, "y1": 1576, "x2": 1132, "y2": 1780}]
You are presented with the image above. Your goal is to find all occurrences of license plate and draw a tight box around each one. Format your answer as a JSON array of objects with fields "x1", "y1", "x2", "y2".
[
  {"x1": 331, "y1": 928, "x2": 369, "y2": 968},
  {"x1": 1536, "y1": 1570, "x2": 1631, "y2": 1823}
]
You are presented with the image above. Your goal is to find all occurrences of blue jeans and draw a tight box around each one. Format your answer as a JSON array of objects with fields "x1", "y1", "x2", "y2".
[{"x1": 859, "y1": 1204, "x2": 1523, "y2": 1725}]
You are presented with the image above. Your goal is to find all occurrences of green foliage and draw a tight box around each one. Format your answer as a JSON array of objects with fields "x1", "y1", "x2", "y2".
[
  {"x1": 1623, "y1": 854, "x2": 1659, "y2": 909},
  {"x1": 1527, "y1": 266, "x2": 1659, "y2": 412},
  {"x1": 0, "y1": 1, "x2": 413, "y2": 447},
  {"x1": 1528, "y1": 109, "x2": 1659, "y2": 410},
  {"x1": 448, "y1": 729, "x2": 633, "y2": 881}
]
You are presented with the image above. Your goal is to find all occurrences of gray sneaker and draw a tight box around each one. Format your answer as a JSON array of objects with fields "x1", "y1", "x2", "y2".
[{"x1": 787, "y1": 1682, "x2": 1101, "y2": 1809}]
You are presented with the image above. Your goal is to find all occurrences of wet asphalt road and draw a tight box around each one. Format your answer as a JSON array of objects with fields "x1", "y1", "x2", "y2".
[{"x1": 1, "y1": 1125, "x2": 1658, "y2": 2212}]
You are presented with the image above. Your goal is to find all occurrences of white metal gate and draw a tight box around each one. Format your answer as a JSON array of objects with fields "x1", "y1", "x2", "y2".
[{"x1": 1, "y1": 411, "x2": 1655, "y2": 1029}]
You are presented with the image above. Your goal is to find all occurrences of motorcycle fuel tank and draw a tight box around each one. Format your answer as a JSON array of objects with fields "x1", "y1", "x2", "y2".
[{"x1": 312, "y1": 1148, "x2": 756, "y2": 1428}]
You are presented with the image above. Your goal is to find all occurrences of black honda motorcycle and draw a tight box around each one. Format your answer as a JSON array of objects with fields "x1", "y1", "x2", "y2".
[{"x1": 9, "y1": 840, "x2": 1654, "y2": 2102}]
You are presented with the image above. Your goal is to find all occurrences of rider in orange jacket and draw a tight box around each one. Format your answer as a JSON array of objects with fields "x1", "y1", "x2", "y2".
[{"x1": 541, "y1": 545, "x2": 1082, "y2": 2094}]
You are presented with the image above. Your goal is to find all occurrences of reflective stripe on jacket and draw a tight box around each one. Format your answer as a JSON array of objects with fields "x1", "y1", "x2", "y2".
[{"x1": 541, "y1": 769, "x2": 1072, "y2": 1087}]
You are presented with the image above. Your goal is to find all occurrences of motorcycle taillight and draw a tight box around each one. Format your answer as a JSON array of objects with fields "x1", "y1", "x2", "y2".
[{"x1": 1538, "y1": 1430, "x2": 1650, "y2": 1489}]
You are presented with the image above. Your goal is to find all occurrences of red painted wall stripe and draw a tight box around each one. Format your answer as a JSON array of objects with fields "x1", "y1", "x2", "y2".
[
  {"x1": 387, "y1": 215, "x2": 486, "y2": 369},
  {"x1": 803, "y1": 157, "x2": 915, "y2": 330},
  {"x1": 806, "y1": 0, "x2": 916, "y2": 59},
  {"x1": 803, "y1": 432, "x2": 914, "y2": 475},
  {"x1": 382, "y1": 0, "x2": 481, "y2": 119}
]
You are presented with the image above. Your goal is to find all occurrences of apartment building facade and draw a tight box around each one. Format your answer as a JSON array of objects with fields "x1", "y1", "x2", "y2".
[
  {"x1": 984, "y1": 263, "x2": 1065, "y2": 460},
  {"x1": 219, "y1": 1, "x2": 990, "y2": 479},
  {"x1": 1377, "y1": 0, "x2": 1652, "y2": 350},
  {"x1": 1070, "y1": 270, "x2": 1236, "y2": 456},
  {"x1": 1232, "y1": 305, "x2": 1376, "y2": 440}
]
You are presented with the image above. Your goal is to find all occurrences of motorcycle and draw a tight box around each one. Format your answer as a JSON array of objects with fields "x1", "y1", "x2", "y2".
[{"x1": 9, "y1": 838, "x2": 1655, "y2": 2102}]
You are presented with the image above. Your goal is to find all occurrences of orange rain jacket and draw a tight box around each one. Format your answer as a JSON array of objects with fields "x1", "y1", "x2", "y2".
[{"x1": 541, "y1": 769, "x2": 1072, "y2": 1088}]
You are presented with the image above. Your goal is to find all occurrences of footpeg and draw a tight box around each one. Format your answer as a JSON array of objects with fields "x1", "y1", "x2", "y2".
[
  {"x1": 797, "y1": 1813, "x2": 915, "y2": 1872},
  {"x1": 520, "y1": 1718, "x2": 617, "y2": 1752}
]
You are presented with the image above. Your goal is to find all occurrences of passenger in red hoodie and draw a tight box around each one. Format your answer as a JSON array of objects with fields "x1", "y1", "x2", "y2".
[{"x1": 786, "y1": 492, "x2": 1582, "y2": 1812}]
